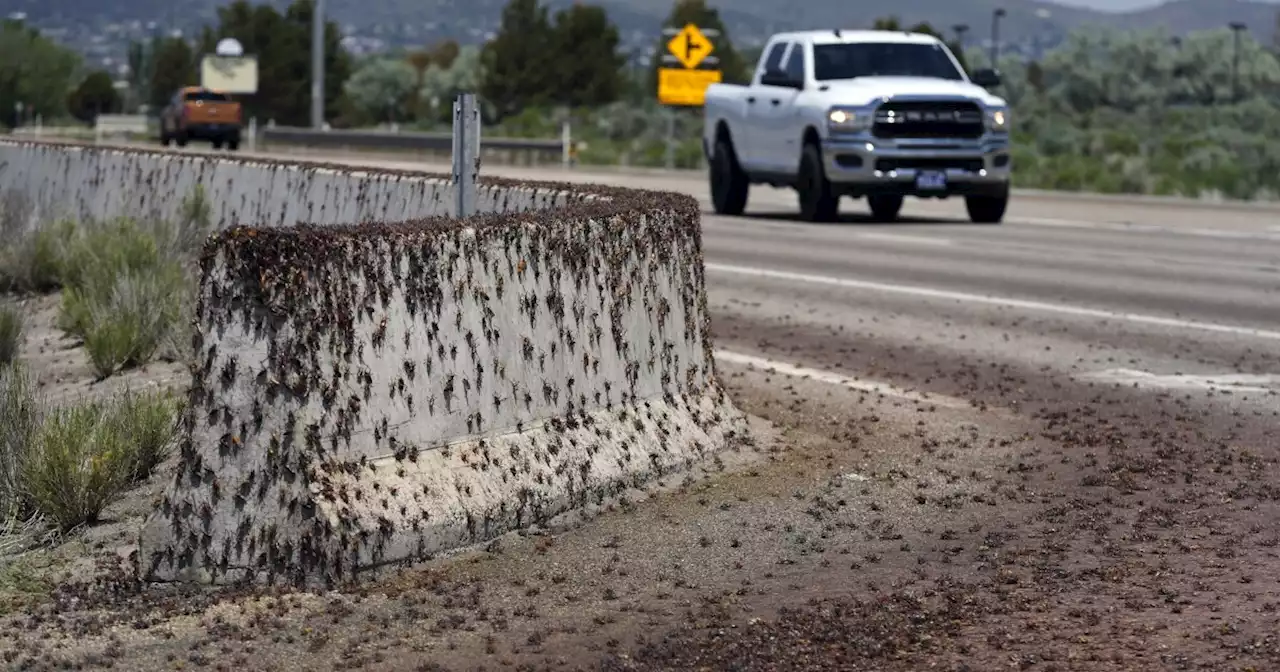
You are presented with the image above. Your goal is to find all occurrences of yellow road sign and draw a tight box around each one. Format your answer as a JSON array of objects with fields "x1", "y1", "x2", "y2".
[
  {"x1": 658, "y1": 67, "x2": 722, "y2": 106},
  {"x1": 666, "y1": 23, "x2": 714, "y2": 69}
]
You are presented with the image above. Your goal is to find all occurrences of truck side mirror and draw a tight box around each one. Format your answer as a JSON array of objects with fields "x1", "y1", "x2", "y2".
[
  {"x1": 970, "y1": 68, "x2": 1001, "y2": 88},
  {"x1": 760, "y1": 68, "x2": 802, "y2": 89}
]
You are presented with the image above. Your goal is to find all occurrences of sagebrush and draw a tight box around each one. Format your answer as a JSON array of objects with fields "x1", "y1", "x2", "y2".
[
  {"x1": 0, "y1": 188, "x2": 212, "y2": 378},
  {"x1": 1, "y1": 371, "x2": 183, "y2": 533}
]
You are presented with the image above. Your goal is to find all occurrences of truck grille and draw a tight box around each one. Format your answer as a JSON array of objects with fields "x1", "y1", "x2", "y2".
[{"x1": 872, "y1": 100, "x2": 985, "y2": 140}]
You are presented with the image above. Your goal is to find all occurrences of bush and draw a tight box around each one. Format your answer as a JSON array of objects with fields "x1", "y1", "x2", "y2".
[
  {"x1": 66, "y1": 264, "x2": 187, "y2": 378},
  {"x1": 21, "y1": 401, "x2": 132, "y2": 531},
  {"x1": 0, "y1": 187, "x2": 212, "y2": 378},
  {"x1": 1, "y1": 361, "x2": 182, "y2": 534},
  {"x1": 15, "y1": 387, "x2": 182, "y2": 532},
  {"x1": 0, "y1": 220, "x2": 77, "y2": 293},
  {"x1": 0, "y1": 365, "x2": 41, "y2": 526},
  {"x1": 112, "y1": 388, "x2": 184, "y2": 481},
  {"x1": 0, "y1": 304, "x2": 22, "y2": 367}
]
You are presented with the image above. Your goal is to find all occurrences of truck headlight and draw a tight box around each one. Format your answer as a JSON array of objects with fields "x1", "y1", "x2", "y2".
[
  {"x1": 827, "y1": 108, "x2": 867, "y2": 132},
  {"x1": 986, "y1": 108, "x2": 1009, "y2": 132}
]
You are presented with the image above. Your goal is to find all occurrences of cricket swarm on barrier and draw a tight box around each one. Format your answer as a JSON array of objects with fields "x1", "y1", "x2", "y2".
[{"x1": 0, "y1": 139, "x2": 747, "y2": 588}]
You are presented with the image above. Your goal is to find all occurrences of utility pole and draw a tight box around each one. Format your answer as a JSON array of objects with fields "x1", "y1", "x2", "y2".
[
  {"x1": 953, "y1": 23, "x2": 969, "y2": 50},
  {"x1": 310, "y1": 0, "x2": 325, "y2": 128},
  {"x1": 990, "y1": 8, "x2": 1006, "y2": 67},
  {"x1": 1229, "y1": 22, "x2": 1248, "y2": 103}
]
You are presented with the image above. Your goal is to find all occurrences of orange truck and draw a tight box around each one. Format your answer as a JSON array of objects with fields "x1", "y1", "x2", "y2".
[{"x1": 159, "y1": 86, "x2": 243, "y2": 150}]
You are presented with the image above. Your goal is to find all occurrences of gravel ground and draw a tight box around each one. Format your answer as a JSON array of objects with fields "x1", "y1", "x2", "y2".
[{"x1": 3, "y1": 345, "x2": 1276, "y2": 671}]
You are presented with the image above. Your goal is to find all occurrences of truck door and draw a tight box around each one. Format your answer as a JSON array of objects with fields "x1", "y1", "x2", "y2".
[
  {"x1": 755, "y1": 42, "x2": 807, "y2": 175},
  {"x1": 739, "y1": 41, "x2": 791, "y2": 170}
]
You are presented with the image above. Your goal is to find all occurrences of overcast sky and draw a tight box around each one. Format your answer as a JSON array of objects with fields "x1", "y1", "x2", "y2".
[{"x1": 1056, "y1": 0, "x2": 1278, "y2": 9}]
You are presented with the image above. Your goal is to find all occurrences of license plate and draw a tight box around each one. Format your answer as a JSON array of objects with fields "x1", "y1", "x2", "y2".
[{"x1": 916, "y1": 171, "x2": 947, "y2": 190}]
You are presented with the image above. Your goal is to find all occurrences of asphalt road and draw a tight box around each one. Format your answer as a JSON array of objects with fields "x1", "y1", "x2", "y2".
[
  {"x1": 13, "y1": 142, "x2": 1279, "y2": 671},
  {"x1": 238, "y1": 147, "x2": 1280, "y2": 405}
]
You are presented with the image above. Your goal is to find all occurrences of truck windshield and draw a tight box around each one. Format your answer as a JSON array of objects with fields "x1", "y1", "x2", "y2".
[
  {"x1": 184, "y1": 90, "x2": 231, "y2": 102},
  {"x1": 812, "y1": 43, "x2": 964, "y2": 82}
]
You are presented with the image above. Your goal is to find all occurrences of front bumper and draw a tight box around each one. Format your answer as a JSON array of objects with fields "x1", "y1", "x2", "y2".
[{"x1": 821, "y1": 134, "x2": 1011, "y2": 197}]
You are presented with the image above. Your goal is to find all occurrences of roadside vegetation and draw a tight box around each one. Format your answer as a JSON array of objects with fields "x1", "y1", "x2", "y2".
[{"x1": 0, "y1": 188, "x2": 200, "y2": 607}]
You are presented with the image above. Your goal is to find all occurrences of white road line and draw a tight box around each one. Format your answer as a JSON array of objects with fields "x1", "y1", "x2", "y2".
[
  {"x1": 705, "y1": 263, "x2": 1280, "y2": 342},
  {"x1": 1077, "y1": 368, "x2": 1280, "y2": 394},
  {"x1": 853, "y1": 231, "x2": 954, "y2": 246},
  {"x1": 1017, "y1": 216, "x2": 1280, "y2": 242},
  {"x1": 714, "y1": 350, "x2": 968, "y2": 408}
]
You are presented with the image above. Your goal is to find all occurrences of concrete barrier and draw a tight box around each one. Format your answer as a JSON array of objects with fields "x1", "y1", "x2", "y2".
[
  {"x1": 0, "y1": 139, "x2": 579, "y2": 228},
  {"x1": 0, "y1": 139, "x2": 747, "y2": 588}
]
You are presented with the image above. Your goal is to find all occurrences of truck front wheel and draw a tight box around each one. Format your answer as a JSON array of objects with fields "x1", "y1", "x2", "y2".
[
  {"x1": 797, "y1": 143, "x2": 839, "y2": 222},
  {"x1": 965, "y1": 190, "x2": 1009, "y2": 224},
  {"x1": 710, "y1": 136, "x2": 749, "y2": 216}
]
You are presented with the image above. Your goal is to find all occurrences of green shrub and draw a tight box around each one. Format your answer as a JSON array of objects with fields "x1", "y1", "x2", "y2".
[
  {"x1": 21, "y1": 400, "x2": 132, "y2": 531},
  {"x1": 0, "y1": 364, "x2": 42, "y2": 525},
  {"x1": 112, "y1": 388, "x2": 184, "y2": 480},
  {"x1": 0, "y1": 304, "x2": 22, "y2": 367},
  {"x1": 0, "y1": 219, "x2": 77, "y2": 293},
  {"x1": 34, "y1": 216, "x2": 194, "y2": 377},
  {"x1": 18, "y1": 388, "x2": 182, "y2": 532},
  {"x1": 69, "y1": 265, "x2": 187, "y2": 378}
]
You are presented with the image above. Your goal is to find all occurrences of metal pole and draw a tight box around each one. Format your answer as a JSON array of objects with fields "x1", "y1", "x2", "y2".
[
  {"x1": 1229, "y1": 22, "x2": 1247, "y2": 103},
  {"x1": 990, "y1": 9, "x2": 1005, "y2": 67},
  {"x1": 452, "y1": 93, "x2": 479, "y2": 217},
  {"x1": 310, "y1": 0, "x2": 325, "y2": 128},
  {"x1": 664, "y1": 107, "x2": 675, "y2": 170}
]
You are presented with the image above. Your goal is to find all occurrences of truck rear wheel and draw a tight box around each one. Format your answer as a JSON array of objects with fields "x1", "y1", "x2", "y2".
[
  {"x1": 867, "y1": 195, "x2": 903, "y2": 222},
  {"x1": 710, "y1": 136, "x2": 749, "y2": 216},
  {"x1": 965, "y1": 190, "x2": 1009, "y2": 224},
  {"x1": 798, "y1": 143, "x2": 838, "y2": 222}
]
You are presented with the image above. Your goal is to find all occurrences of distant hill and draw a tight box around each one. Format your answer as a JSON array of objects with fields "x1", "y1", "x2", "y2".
[{"x1": 8, "y1": 0, "x2": 1280, "y2": 69}]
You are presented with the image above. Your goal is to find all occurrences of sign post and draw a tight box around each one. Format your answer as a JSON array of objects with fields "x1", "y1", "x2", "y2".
[{"x1": 657, "y1": 23, "x2": 722, "y2": 168}]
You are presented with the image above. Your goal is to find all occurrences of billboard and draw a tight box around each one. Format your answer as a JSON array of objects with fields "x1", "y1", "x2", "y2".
[{"x1": 200, "y1": 55, "x2": 259, "y2": 94}]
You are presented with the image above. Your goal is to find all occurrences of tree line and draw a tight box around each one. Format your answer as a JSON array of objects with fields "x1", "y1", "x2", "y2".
[{"x1": 7, "y1": 0, "x2": 1280, "y2": 200}]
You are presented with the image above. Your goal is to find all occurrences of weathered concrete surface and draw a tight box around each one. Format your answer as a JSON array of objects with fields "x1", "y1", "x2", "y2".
[
  {"x1": 0, "y1": 139, "x2": 582, "y2": 227},
  {"x1": 139, "y1": 206, "x2": 745, "y2": 587},
  {"x1": 0, "y1": 140, "x2": 746, "y2": 587}
]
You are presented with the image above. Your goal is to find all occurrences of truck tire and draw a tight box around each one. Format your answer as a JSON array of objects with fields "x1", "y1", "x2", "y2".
[
  {"x1": 227, "y1": 137, "x2": 240, "y2": 152},
  {"x1": 965, "y1": 190, "x2": 1008, "y2": 224},
  {"x1": 867, "y1": 195, "x2": 903, "y2": 222},
  {"x1": 175, "y1": 131, "x2": 189, "y2": 148},
  {"x1": 211, "y1": 138, "x2": 223, "y2": 150},
  {"x1": 797, "y1": 142, "x2": 839, "y2": 222},
  {"x1": 709, "y1": 136, "x2": 748, "y2": 216}
]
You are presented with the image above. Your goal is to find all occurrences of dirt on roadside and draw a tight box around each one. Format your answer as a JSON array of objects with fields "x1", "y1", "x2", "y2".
[{"x1": 1, "y1": 298, "x2": 1278, "y2": 672}]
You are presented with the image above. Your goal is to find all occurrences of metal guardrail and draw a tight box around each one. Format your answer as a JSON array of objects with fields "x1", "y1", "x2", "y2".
[{"x1": 259, "y1": 126, "x2": 563, "y2": 154}]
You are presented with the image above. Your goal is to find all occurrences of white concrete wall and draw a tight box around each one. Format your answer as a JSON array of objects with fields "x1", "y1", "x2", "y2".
[{"x1": 0, "y1": 140, "x2": 579, "y2": 228}]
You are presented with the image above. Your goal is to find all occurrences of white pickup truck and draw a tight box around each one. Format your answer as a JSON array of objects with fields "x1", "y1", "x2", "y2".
[{"x1": 703, "y1": 29, "x2": 1012, "y2": 223}]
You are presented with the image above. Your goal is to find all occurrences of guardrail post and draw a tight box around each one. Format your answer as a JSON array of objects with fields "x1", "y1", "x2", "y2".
[
  {"x1": 452, "y1": 93, "x2": 481, "y2": 217},
  {"x1": 248, "y1": 117, "x2": 258, "y2": 152}
]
